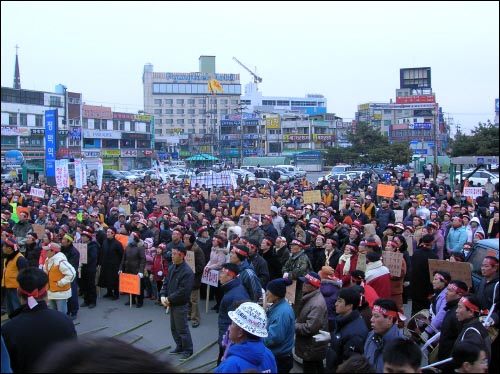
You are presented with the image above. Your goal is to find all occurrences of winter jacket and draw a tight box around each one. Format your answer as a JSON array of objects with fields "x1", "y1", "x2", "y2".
[
  {"x1": 364, "y1": 323, "x2": 406, "y2": 373},
  {"x1": 218, "y1": 277, "x2": 250, "y2": 343},
  {"x1": 160, "y1": 260, "x2": 193, "y2": 306},
  {"x1": 365, "y1": 260, "x2": 391, "y2": 298},
  {"x1": 455, "y1": 318, "x2": 491, "y2": 361},
  {"x1": 320, "y1": 278, "x2": 340, "y2": 330},
  {"x1": 295, "y1": 289, "x2": 329, "y2": 361},
  {"x1": 446, "y1": 225, "x2": 467, "y2": 254},
  {"x1": 120, "y1": 242, "x2": 146, "y2": 275},
  {"x1": 215, "y1": 339, "x2": 277, "y2": 373},
  {"x1": 249, "y1": 253, "x2": 270, "y2": 288},
  {"x1": 426, "y1": 287, "x2": 448, "y2": 334},
  {"x1": 437, "y1": 298, "x2": 462, "y2": 362},
  {"x1": 326, "y1": 310, "x2": 369, "y2": 371},
  {"x1": 97, "y1": 237, "x2": 123, "y2": 289},
  {"x1": 263, "y1": 298, "x2": 295, "y2": 357},
  {"x1": 238, "y1": 260, "x2": 263, "y2": 302},
  {"x1": 188, "y1": 242, "x2": 206, "y2": 289},
  {"x1": 2, "y1": 251, "x2": 28, "y2": 288},
  {"x1": 475, "y1": 273, "x2": 499, "y2": 325},
  {"x1": 151, "y1": 252, "x2": 169, "y2": 282},
  {"x1": 410, "y1": 245, "x2": 438, "y2": 303},
  {"x1": 43, "y1": 252, "x2": 76, "y2": 300}
]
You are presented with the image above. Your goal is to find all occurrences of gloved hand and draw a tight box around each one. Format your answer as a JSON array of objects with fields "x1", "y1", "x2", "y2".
[
  {"x1": 313, "y1": 330, "x2": 331, "y2": 343},
  {"x1": 483, "y1": 317, "x2": 494, "y2": 328},
  {"x1": 157, "y1": 271, "x2": 163, "y2": 277},
  {"x1": 421, "y1": 331, "x2": 429, "y2": 342},
  {"x1": 138, "y1": 272, "x2": 144, "y2": 278},
  {"x1": 118, "y1": 270, "x2": 122, "y2": 274},
  {"x1": 403, "y1": 281, "x2": 410, "y2": 287},
  {"x1": 283, "y1": 272, "x2": 289, "y2": 279}
]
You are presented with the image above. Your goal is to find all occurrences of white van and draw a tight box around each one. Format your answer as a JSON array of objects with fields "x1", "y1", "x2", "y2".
[{"x1": 331, "y1": 164, "x2": 352, "y2": 174}]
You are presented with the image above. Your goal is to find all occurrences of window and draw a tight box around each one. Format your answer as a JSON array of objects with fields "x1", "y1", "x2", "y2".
[
  {"x1": 199, "y1": 119, "x2": 206, "y2": 125},
  {"x1": 199, "y1": 98, "x2": 206, "y2": 104},
  {"x1": 188, "y1": 99, "x2": 195, "y2": 105},
  {"x1": 165, "y1": 119, "x2": 173, "y2": 124},
  {"x1": 155, "y1": 129, "x2": 162, "y2": 135},
  {"x1": 165, "y1": 99, "x2": 173, "y2": 105},
  {"x1": 277, "y1": 100, "x2": 289, "y2": 106},
  {"x1": 199, "y1": 109, "x2": 206, "y2": 115},
  {"x1": 120, "y1": 139, "x2": 133, "y2": 148},
  {"x1": 154, "y1": 109, "x2": 162, "y2": 115},
  {"x1": 69, "y1": 139, "x2": 81, "y2": 147},
  {"x1": 8, "y1": 113, "x2": 17, "y2": 125},
  {"x1": 119, "y1": 121, "x2": 125, "y2": 131},
  {"x1": 154, "y1": 99, "x2": 162, "y2": 105},
  {"x1": 187, "y1": 109, "x2": 195, "y2": 115},
  {"x1": 220, "y1": 99, "x2": 228, "y2": 105},
  {"x1": 176, "y1": 109, "x2": 184, "y2": 115},
  {"x1": 232, "y1": 99, "x2": 241, "y2": 105},
  {"x1": 49, "y1": 96, "x2": 62, "y2": 107},
  {"x1": 165, "y1": 109, "x2": 173, "y2": 114},
  {"x1": 130, "y1": 122, "x2": 135, "y2": 131},
  {"x1": 93, "y1": 119, "x2": 101, "y2": 130},
  {"x1": 188, "y1": 119, "x2": 195, "y2": 124},
  {"x1": 176, "y1": 119, "x2": 185, "y2": 125},
  {"x1": 156, "y1": 119, "x2": 162, "y2": 124},
  {"x1": 220, "y1": 109, "x2": 228, "y2": 115},
  {"x1": 35, "y1": 115, "x2": 43, "y2": 127},
  {"x1": 176, "y1": 99, "x2": 184, "y2": 105},
  {"x1": 19, "y1": 113, "x2": 27, "y2": 126},
  {"x1": 113, "y1": 120, "x2": 119, "y2": 130}
]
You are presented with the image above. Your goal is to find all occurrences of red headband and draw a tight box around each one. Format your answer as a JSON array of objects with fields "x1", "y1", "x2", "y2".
[
  {"x1": 434, "y1": 273, "x2": 449, "y2": 284},
  {"x1": 232, "y1": 246, "x2": 248, "y2": 257},
  {"x1": 448, "y1": 284, "x2": 467, "y2": 295},
  {"x1": 345, "y1": 244, "x2": 358, "y2": 253},
  {"x1": 387, "y1": 240, "x2": 398, "y2": 248},
  {"x1": 460, "y1": 297, "x2": 481, "y2": 313},
  {"x1": 365, "y1": 240, "x2": 379, "y2": 248},
  {"x1": 372, "y1": 305, "x2": 400, "y2": 319},
  {"x1": 18, "y1": 286, "x2": 47, "y2": 298},
  {"x1": 262, "y1": 238, "x2": 273, "y2": 246},
  {"x1": 484, "y1": 257, "x2": 499, "y2": 266},
  {"x1": 221, "y1": 268, "x2": 237, "y2": 278},
  {"x1": 305, "y1": 274, "x2": 321, "y2": 288}
]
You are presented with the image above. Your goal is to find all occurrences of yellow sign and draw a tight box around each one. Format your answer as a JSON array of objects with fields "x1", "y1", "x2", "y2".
[
  {"x1": 134, "y1": 114, "x2": 152, "y2": 121},
  {"x1": 265, "y1": 118, "x2": 280, "y2": 129},
  {"x1": 358, "y1": 103, "x2": 370, "y2": 111},
  {"x1": 102, "y1": 149, "x2": 120, "y2": 157}
]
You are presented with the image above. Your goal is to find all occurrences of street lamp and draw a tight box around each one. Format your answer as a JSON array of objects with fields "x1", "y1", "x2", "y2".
[{"x1": 432, "y1": 107, "x2": 438, "y2": 180}]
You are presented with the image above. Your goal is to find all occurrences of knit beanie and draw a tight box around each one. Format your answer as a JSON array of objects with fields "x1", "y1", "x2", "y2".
[{"x1": 266, "y1": 278, "x2": 293, "y2": 298}]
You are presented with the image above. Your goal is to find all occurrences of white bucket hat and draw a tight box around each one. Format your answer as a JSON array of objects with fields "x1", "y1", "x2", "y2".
[{"x1": 228, "y1": 302, "x2": 268, "y2": 338}]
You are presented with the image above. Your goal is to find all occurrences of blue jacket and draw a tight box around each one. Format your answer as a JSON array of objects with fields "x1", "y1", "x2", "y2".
[
  {"x1": 218, "y1": 278, "x2": 250, "y2": 343},
  {"x1": 238, "y1": 260, "x2": 263, "y2": 302},
  {"x1": 215, "y1": 339, "x2": 277, "y2": 373},
  {"x1": 364, "y1": 323, "x2": 405, "y2": 373},
  {"x1": 263, "y1": 298, "x2": 295, "y2": 357}
]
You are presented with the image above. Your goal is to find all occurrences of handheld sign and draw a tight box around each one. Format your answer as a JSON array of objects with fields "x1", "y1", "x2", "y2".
[
  {"x1": 73, "y1": 243, "x2": 88, "y2": 265},
  {"x1": 285, "y1": 280, "x2": 297, "y2": 305},
  {"x1": 381, "y1": 250, "x2": 403, "y2": 277},
  {"x1": 428, "y1": 259, "x2": 472, "y2": 288},
  {"x1": 119, "y1": 273, "x2": 141, "y2": 295},
  {"x1": 201, "y1": 268, "x2": 219, "y2": 287}
]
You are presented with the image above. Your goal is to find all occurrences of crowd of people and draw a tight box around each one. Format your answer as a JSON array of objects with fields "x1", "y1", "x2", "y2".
[{"x1": 1, "y1": 167, "x2": 498, "y2": 373}]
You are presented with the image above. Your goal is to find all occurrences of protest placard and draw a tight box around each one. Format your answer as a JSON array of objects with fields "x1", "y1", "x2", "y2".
[
  {"x1": 381, "y1": 250, "x2": 403, "y2": 277},
  {"x1": 303, "y1": 190, "x2": 321, "y2": 204},
  {"x1": 201, "y1": 268, "x2": 219, "y2": 287},
  {"x1": 156, "y1": 193, "x2": 171, "y2": 207},
  {"x1": 29, "y1": 187, "x2": 45, "y2": 198},
  {"x1": 428, "y1": 259, "x2": 472, "y2": 288},
  {"x1": 249, "y1": 198, "x2": 272, "y2": 215},
  {"x1": 377, "y1": 184, "x2": 396, "y2": 198},
  {"x1": 394, "y1": 210, "x2": 403, "y2": 223},
  {"x1": 31, "y1": 224, "x2": 46, "y2": 239},
  {"x1": 406, "y1": 236, "x2": 414, "y2": 256},
  {"x1": 74, "y1": 243, "x2": 88, "y2": 264},
  {"x1": 185, "y1": 251, "x2": 195, "y2": 272},
  {"x1": 119, "y1": 273, "x2": 140, "y2": 295},
  {"x1": 463, "y1": 187, "x2": 483, "y2": 199}
]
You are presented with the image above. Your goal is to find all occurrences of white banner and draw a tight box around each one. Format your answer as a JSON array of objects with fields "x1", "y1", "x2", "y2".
[
  {"x1": 29, "y1": 187, "x2": 45, "y2": 198},
  {"x1": 97, "y1": 158, "x2": 103, "y2": 189},
  {"x1": 82, "y1": 160, "x2": 87, "y2": 187},
  {"x1": 201, "y1": 268, "x2": 219, "y2": 287},
  {"x1": 55, "y1": 159, "x2": 70, "y2": 190},
  {"x1": 463, "y1": 186, "x2": 483, "y2": 199},
  {"x1": 190, "y1": 171, "x2": 237, "y2": 189},
  {"x1": 159, "y1": 160, "x2": 166, "y2": 182},
  {"x1": 74, "y1": 159, "x2": 83, "y2": 189}
]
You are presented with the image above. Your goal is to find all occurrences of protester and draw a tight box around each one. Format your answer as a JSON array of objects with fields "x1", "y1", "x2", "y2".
[
  {"x1": 119, "y1": 232, "x2": 146, "y2": 307},
  {"x1": 97, "y1": 227, "x2": 124, "y2": 300},
  {"x1": 160, "y1": 246, "x2": 194, "y2": 361},
  {"x1": 79, "y1": 226, "x2": 98, "y2": 309},
  {"x1": 1, "y1": 237, "x2": 28, "y2": 315},
  {"x1": 451, "y1": 341, "x2": 489, "y2": 373},
  {"x1": 263, "y1": 277, "x2": 295, "y2": 373},
  {"x1": 214, "y1": 302, "x2": 277, "y2": 373},
  {"x1": 2, "y1": 267, "x2": 77, "y2": 373},
  {"x1": 382, "y1": 337, "x2": 422, "y2": 373}
]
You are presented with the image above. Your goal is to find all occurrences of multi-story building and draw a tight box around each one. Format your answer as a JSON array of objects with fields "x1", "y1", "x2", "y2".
[
  {"x1": 355, "y1": 67, "x2": 449, "y2": 158},
  {"x1": 142, "y1": 56, "x2": 242, "y2": 160}
]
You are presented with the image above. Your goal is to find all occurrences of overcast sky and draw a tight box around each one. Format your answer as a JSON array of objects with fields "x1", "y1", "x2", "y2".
[{"x1": 2, "y1": 1, "x2": 498, "y2": 135}]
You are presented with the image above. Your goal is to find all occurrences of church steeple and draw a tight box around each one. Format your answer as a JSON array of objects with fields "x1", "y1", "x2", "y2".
[{"x1": 13, "y1": 44, "x2": 21, "y2": 89}]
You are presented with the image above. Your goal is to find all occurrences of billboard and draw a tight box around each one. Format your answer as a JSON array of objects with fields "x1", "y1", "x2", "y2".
[
  {"x1": 400, "y1": 67, "x2": 431, "y2": 89},
  {"x1": 45, "y1": 109, "x2": 57, "y2": 178}
]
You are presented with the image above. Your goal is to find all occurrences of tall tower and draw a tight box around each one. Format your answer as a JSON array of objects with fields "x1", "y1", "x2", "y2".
[{"x1": 13, "y1": 44, "x2": 21, "y2": 89}]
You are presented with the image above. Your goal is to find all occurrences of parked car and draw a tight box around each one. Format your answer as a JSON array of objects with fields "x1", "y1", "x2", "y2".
[
  {"x1": 119, "y1": 171, "x2": 141, "y2": 182},
  {"x1": 317, "y1": 172, "x2": 354, "y2": 183},
  {"x1": 456, "y1": 169, "x2": 499, "y2": 187},
  {"x1": 466, "y1": 239, "x2": 499, "y2": 290},
  {"x1": 102, "y1": 169, "x2": 126, "y2": 182}
]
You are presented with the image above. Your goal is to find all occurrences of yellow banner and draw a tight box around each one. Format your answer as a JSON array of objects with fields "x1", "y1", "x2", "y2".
[
  {"x1": 102, "y1": 150, "x2": 120, "y2": 157},
  {"x1": 265, "y1": 118, "x2": 280, "y2": 129}
]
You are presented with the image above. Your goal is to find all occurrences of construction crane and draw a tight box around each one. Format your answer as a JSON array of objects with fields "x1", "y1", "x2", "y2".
[{"x1": 232, "y1": 57, "x2": 263, "y2": 85}]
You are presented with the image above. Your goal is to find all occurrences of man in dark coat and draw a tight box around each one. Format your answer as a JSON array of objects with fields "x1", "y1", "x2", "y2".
[
  {"x1": 183, "y1": 231, "x2": 205, "y2": 328},
  {"x1": 160, "y1": 246, "x2": 194, "y2": 361},
  {"x1": 60, "y1": 233, "x2": 80, "y2": 319},
  {"x1": 2, "y1": 267, "x2": 77, "y2": 373},
  {"x1": 410, "y1": 234, "x2": 439, "y2": 316},
  {"x1": 80, "y1": 226, "x2": 99, "y2": 309},
  {"x1": 326, "y1": 287, "x2": 368, "y2": 372},
  {"x1": 98, "y1": 227, "x2": 124, "y2": 300}
]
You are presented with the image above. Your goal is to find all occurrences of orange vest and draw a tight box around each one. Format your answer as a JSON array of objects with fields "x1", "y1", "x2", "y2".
[
  {"x1": 47, "y1": 258, "x2": 71, "y2": 292},
  {"x1": 362, "y1": 203, "x2": 376, "y2": 219},
  {"x1": 2, "y1": 252, "x2": 24, "y2": 288}
]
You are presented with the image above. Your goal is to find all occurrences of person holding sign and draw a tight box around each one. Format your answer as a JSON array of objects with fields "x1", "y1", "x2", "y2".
[
  {"x1": 160, "y1": 247, "x2": 194, "y2": 362},
  {"x1": 119, "y1": 232, "x2": 145, "y2": 308}
]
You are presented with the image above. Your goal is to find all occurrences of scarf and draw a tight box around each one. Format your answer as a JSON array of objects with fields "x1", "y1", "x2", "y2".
[{"x1": 339, "y1": 253, "x2": 352, "y2": 275}]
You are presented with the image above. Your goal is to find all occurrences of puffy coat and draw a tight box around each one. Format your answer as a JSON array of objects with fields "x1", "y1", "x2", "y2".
[{"x1": 294, "y1": 288, "x2": 329, "y2": 361}]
